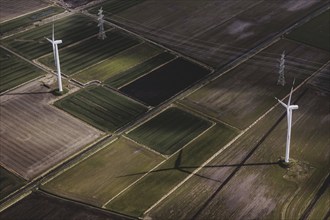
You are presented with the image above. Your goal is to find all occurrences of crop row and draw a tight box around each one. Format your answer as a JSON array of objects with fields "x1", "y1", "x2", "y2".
[
  {"x1": 0, "y1": 6, "x2": 64, "y2": 35},
  {"x1": 72, "y1": 43, "x2": 161, "y2": 84},
  {"x1": 127, "y1": 107, "x2": 212, "y2": 155},
  {"x1": 0, "y1": 48, "x2": 43, "y2": 93},
  {"x1": 39, "y1": 30, "x2": 140, "y2": 76},
  {"x1": 89, "y1": 0, "x2": 144, "y2": 16},
  {"x1": 55, "y1": 86, "x2": 148, "y2": 132},
  {"x1": 105, "y1": 52, "x2": 176, "y2": 88},
  {"x1": 2, "y1": 15, "x2": 104, "y2": 59}
]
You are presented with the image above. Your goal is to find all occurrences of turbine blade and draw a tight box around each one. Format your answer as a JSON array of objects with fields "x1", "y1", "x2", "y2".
[
  {"x1": 275, "y1": 97, "x2": 288, "y2": 108},
  {"x1": 288, "y1": 78, "x2": 295, "y2": 105},
  {"x1": 45, "y1": 37, "x2": 53, "y2": 43}
]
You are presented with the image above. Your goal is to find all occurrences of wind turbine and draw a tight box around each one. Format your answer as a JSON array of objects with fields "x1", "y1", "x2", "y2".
[
  {"x1": 46, "y1": 24, "x2": 63, "y2": 93},
  {"x1": 275, "y1": 79, "x2": 299, "y2": 163}
]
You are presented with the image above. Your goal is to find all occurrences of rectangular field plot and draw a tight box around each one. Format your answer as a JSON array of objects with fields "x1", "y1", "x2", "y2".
[
  {"x1": 287, "y1": 10, "x2": 330, "y2": 51},
  {"x1": 105, "y1": 52, "x2": 176, "y2": 88},
  {"x1": 0, "y1": 81, "x2": 101, "y2": 180},
  {"x1": 39, "y1": 30, "x2": 141, "y2": 77},
  {"x1": 71, "y1": 43, "x2": 161, "y2": 84},
  {"x1": 147, "y1": 88, "x2": 330, "y2": 220},
  {"x1": 89, "y1": 0, "x2": 144, "y2": 16},
  {"x1": 109, "y1": 1, "x2": 328, "y2": 67},
  {"x1": 55, "y1": 86, "x2": 148, "y2": 132},
  {"x1": 128, "y1": 107, "x2": 212, "y2": 155},
  {"x1": 42, "y1": 137, "x2": 164, "y2": 206},
  {"x1": 0, "y1": 167, "x2": 26, "y2": 199},
  {"x1": 0, "y1": 0, "x2": 49, "y2": 22},
  {"x1": 0, "y1": 47, "x2": 44, "y2": 93},
  {"x1": 2, "y1": 15, "x2": 106, "y2": 59},
  {"x1": 181, "y1": 39, "x2": 330, "y2": 129},
  {"x1": 107, "y1": 123, "x2": 238, "y2": 217},
  {"x1": 0, "y1": 191, "x2": 133, "y2": 220},
  {"x1": 120, "y1": 58, "x2": 210, "y2": 106},
  {"x1": 0, "y1": 6, "x2": 64, "y2": 35}
]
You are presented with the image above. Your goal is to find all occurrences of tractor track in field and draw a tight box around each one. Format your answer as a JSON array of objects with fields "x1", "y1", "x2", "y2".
[{"x1": 1, "y1": 3, "x2": 329, "y2": 217}]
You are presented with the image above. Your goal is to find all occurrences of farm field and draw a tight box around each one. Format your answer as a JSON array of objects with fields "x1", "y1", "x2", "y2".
[
  {"x1": 39, "y1": 30, "x2": 141, "y2": 76},
  {"x1": 42, "y1": 137, "x2": 164, "y2": 206},
  {"x1": 89, "y1": 0, "x2": 144, "y2": 16},
  {"x1": 287, "y1": 10, "x2": 330, "y2": 51},
  {"x1": 107, "y1": 123, "x2": 238, "y2": 217},
  {"x1": 180, "y1": 39, "x2": 330, "y2": 129},
  {"x1": 146, "y1": 86, "x2": 330, "y2": 220},
  {"x1": 0, "y1": 6, "x2": 65, "y2": 35},
  {"x1": 0, "y1": 47, "x2": 44, "y2": 93},
  {"x1": 2, "y1": 14, "x2": 106, "y2": 59},
  {"x1": 55, "y1": 86, "x2": 148, "y2": 132},
  {"x1": 0, "y1": 0, "x2": 49, "y2": 22},
  {"x1": 0, "y1": 191, "x2": 133, "y2": 220},
  {"x1": 127, "y1": 107, "x2": 212, "y2": 155},
  {"x1": 105, "y1": 52, "x2": 176, "y2": 88},
  {"x1": 72, "y1": 43, "x2": 161, "y2": 84},
  {"x1": 120, "y1": 58, "x2": 210, "y2": 106},
  {"x1": 0, "y1": 167, "x2": 26, "y2": 199},
  {"x1": 0, "y1": 80, "x2": 102, "y2": 180},
  {"x1": 106, "y1": 0, "x2": 328, "y2": 67}
]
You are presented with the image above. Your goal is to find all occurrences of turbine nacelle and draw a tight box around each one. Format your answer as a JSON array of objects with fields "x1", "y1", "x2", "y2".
[
  {"x1": 45, "y1": 37, "x2": 62, "y2": 45},
  {"x1": 289, "y1": 105, "x2": 298, "y2": 110}
]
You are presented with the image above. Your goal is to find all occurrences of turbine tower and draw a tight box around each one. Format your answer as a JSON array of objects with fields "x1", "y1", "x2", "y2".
[
  {"x1": 46, "y1": 24, "x2": 63, "y2": 93},
  {"x1": 97, "y1": 7, "x2": 106, "y2": 40},
  {"x1": 277, "y1": 51, "x2": 286, "y2": 86},
  {"x1": 275, "y1": 80, "x2": 298, "y2": 163}
]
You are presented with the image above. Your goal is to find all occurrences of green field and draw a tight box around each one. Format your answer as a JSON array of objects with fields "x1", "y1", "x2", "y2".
[
  {"x1": 39, "y1": 30, "x2": 141, "y2": 76},
  {"x1": 0, "y1": 6, "x2": 65, "y2": 35},
  {"x1": 72, "y1": 43, "x2": 161, "y2": 83},
  {"x1": 2, "y1": 15, "x2": 106, "y2": 59},
  {"x1": 42, "y1": 137, "x2": 164, "y2": 206},
  {"x1": 0, "y1": 48, "x2": 44, "y2": 93},
  {"x1": 89, "y1": 0, "x2": 144, "y2": 16},
  {"x1": 54, "y1": 86, "x2": 148, "y2": 132},
  {"x1": 147, "y1": 88, "x2": 330, "y2": 220},
  {"x1": 127, "y1": 107, "x2": 212, "y2": 155},
  {"x1": 105, "y1": 52, "x2": 176, "y2": 88},
  {"x1": 0, "y1": 167, "x2": 26, "y2": 199},
  {"x1": 107, "y1": 123, "x2": 238, "y2": 216},
  {"x1": 287, "y1": 10, "x2": 330, "y2": 51}
]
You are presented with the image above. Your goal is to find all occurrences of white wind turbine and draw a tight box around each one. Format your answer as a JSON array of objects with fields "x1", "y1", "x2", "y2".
[
  {"x1": 275, "y1": 79, "x2": 299, "y2": 163},
  {"x1": 46, "y1": 24, "x2": 63, "y2": 93}
]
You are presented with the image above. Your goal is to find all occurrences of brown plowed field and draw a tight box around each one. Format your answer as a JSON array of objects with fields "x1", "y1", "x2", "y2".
[
  {"x1": 109, "y1": 0, "x2": 328, "y2": 67},
  {"x1": 0, "y1": 79, "x2": 102, "y2": 180},
  {"x1": 0, "y1": 0, "x2": 49, "y2": 22}
]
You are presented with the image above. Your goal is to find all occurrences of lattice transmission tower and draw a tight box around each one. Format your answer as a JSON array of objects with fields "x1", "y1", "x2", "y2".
[{"x1": 98, "y1": 7, "x2": 106, "y2": 40}]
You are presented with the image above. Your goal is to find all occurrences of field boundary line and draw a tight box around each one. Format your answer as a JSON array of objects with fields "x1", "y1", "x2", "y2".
[
  {"x1": 37, "y1": 189, "x2": 136, "y2": 220},
  {"x1": 41, "y1": 136, "x2": 116, "y2": 186},
  {"x1": 117, "y1": 56, "x2": 178, "y2": 89},
  {"x1": 102, "y1": 123, "x2": 216, "y2": 208},
  {"x1": 0, "y1": 190, "x2": 31, "y2": 213},
  {"x1": 124, "y1": 104, "x2": 174, "y2": 134},
  {"x1": 0, "y1": 10, "x2": 73, "y2": 40},
  {"x1": 143, "y1": 57, "x2": 330, "y2": 216},
  {"x1": 99, "y1": 85, "x2": 150, "y2": 110},
  {"x1": 122, "y1": 136, "x2": 168, "y2": 159},
  {"x1": 175, "y1": 101, "x2": 241, "y2": 132},
  {"x1": 70, "y1": 41, "x2": 144, "y2": 80},
  {"x1": 0, "y1": 5, "x2": 53, "y2": 24},
  {"x1": 83, "y1": 11, "x2": 214, "y2": 73}
]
